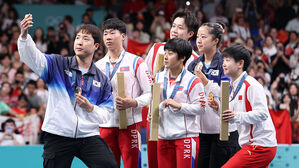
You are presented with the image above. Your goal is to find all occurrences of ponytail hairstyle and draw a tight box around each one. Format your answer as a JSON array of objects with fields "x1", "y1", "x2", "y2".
[{"x1": 201, "y1": 22, "x2": 225, "y2": 48}]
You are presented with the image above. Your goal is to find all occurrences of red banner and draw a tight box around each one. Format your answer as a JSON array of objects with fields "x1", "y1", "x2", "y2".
[
  {"x1": 127, "y1": 38, "x2": 151, "y2": 56},
  {"x1": 269, "y1": 109, "x2": 292, "y2": 144}
]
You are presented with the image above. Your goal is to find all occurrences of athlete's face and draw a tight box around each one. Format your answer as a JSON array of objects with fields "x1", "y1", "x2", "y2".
[
  {"x1": 74, "y1": 31, "x2": 98, "y2": 58},
  {"x1": 196, "y1": 26, "x2": 218, "y2": 53},
  {"x1": 223, "y1": 56, "x2": 242, "y2": 77},
  {"x1": 170, "y1": 17, "x2": 193, "y2": 40},
  {"x1": 164, "y1": 49, "x2": 184, "y2": 70},
  {"x1": 103, "y1": 29, "x2": 125, "y2": 50}
]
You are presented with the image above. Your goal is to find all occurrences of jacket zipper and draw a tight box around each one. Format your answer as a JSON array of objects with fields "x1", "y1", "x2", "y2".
[
  {"x1": 184, "y1": 115, "x2": 188, "y2": 137},
  {"x1": 74, "y1": 115, "x2": 79, "y2": 138}
]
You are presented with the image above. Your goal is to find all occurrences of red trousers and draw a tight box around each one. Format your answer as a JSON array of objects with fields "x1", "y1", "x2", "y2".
[
  {"x1": 146, "y1": 121, "x2": 158, "y2": 168},
  {"x1": 222, "y1": 145, "x2": 277, "y2": 168},
  {"x1": 157, "y1": 137, "x2": 199, "y2": 168},
  {"x1": 99, "y1": 123, "x2": 140, "y2": 168}
]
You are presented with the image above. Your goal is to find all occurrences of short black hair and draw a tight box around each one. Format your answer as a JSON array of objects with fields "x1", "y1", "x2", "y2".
[
  {"x1": 0, "y1": 54, "x2": 11, "y2": 61},
  {"x1": 222, "y1": 44, "x2": 251, "y2": 71},
  {"x1": 47, "y1": 26, "x2": 55, "y2": 31},
  {"x1": 26, "y1": 79, "x2": 37, "y2": 88},
  {"x1": 201, "y1": 22, "x2": 225, "y2": 48},
  {"x1": 15, "y1": 70, "x2": 24, "y2": 77},
  {"x1": 76, "y1": 24, "x2": 101, "y2": 44},
  {"x1": 102, "y1": 18, "x2": 126, "y2": 34},
  {"x1": 64, "y1": 15, "x2": 73, "y2": 23},
  {"x1": 172, "y1": 10, "x2": 199, "y2": 41},
  {"x1": 18, "y1": 93, "x2": 29, "y2": 102},
  {"x1": 1, "y1": 118, "x2": 16, "y2": 131},
  {"x1": 164, "y1": 38, "x2": 192, "y2": 65}
]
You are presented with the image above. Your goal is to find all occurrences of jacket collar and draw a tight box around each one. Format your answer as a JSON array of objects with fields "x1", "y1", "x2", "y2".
[
  {"x1": 103, "y1": 50, "x2": 126, "y2": 64},
  {"x1": 198, "y1": 50, "x2": 221, "y2": 70},
  {"x1": 231, "y1": 71, "x2": 247, "y2": 89},
  {"x1": 70, "y1": 56, "x2": 96, "y2": 75},
  {"x1": 163, "y1": 68, "x2": 186, "y2": 83}
]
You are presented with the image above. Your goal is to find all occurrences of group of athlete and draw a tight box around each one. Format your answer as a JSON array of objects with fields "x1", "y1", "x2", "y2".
[{"x1": 18, "y1": 10, "x2": 277, "y2": 168}]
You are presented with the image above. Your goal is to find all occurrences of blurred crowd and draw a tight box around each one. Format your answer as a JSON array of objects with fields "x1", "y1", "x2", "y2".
[{"x1": 0, "y1": 0, "x2": 298, "y2": 145}]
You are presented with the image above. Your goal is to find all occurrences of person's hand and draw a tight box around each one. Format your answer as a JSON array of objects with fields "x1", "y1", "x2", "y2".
[
  {"x1": 208, "y1": 98, "x2": 219, "y2": 113},
  {"x1": 4, "y1": 130, "x2": 14, "y2": 137},
  {"x1": 194, "y1": 63, "x2": 208, "y2": 86},
  {"x1": 162, "y1": 99, "x2": 182, "y2": 109},
  {"x1": 277, "y1": 50, "x2": 283, "y2": 57},
  {"x1": 194, "y1": 67, "x2": 205, "y2": 79},
  {"x1": 20, "y1": 14, "x2": 33, "y2": 40},
  {"x1": 115, "y1": 96, "x2": 137, "y2": 110},
  {"x1": 151, "y1": 73, "x2": 156, "y2": 82},
  {"x1": 64, "y1": 34, "x2": 70, "y2": 41},
  {"x1": 75, "y1": 94, "x2": 94, "y2": 112},
  {"x1": 222, "y1": 110, "x2": 236, "y2": 121},
  {"x1": 153, "y1": 17, "x2": 159, "y2": 23}
]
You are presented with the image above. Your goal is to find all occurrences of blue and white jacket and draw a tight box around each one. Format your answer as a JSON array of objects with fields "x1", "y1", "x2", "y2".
[{"x1": 18, "y1": 35, "x2": 113, "y2": 138}]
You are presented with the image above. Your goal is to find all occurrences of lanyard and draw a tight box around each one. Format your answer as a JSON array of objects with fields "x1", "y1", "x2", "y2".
[
  {"x1": 163, "y1": 69, "x2": 186, "y2": 101},
  {"x1": 229, "y1": 72, "x2": 248, "y2": 102},
  {"x1": 105, "y1": 51, "x2": 126, "y2": 80},
  {"x1": 71, "y1": 69, "x2": 93, "y2": 93}
]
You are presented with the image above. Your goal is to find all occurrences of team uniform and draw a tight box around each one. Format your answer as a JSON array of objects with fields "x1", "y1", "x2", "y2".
[
  {"x1": 18, "y1": 35, "x2": 117, "y2": 167},
  {"x1": 95, "y1": 50, "x2": 152, "y2": 168},
  {"x1": 145, "y1": 42, "x2": 199, "y2": 168},
  {"x1": 222, "y1": 72, "x2": 277, "y2": 168},
  {"x1": 155, "y1": 68, "x2": 206, "y2": 168},
  {"x1": 188, "y1": 51, "x2": 240, "y2": 168}
]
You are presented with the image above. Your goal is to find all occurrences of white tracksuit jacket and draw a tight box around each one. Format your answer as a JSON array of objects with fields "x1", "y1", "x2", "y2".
[
  {"x1": 18, "y1": 35, "x2": 114, "y2": 138},
  {"x1": 229, "y1": 72, "x2": 277, "y2": 147},
  {"x1": 156, "y1": 68, "x2": 206, "y2": 140},
  {"x1": 145, "y1": 42, "x2": 199, "y2": 76},
  {"x1": 96, "y1": 50, "x2": 152, "y2": 127}
]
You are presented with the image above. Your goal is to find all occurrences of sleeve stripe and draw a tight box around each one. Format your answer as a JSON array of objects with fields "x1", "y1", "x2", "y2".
[
  {"x1": 244, "y1": 80, "x2": 254, "y2": 140},
  {"x1": 133, "y1": 56, "x2": 139, "y2": 70},
  {"x1": 186, "y1": 76, "x2": 196, "y2": 94},
  {"x1": 133, "y1": 56, "x2": 144, "y2": 75},
  {"x1": 187, "y1": 77, "x2": 201, "y2": 95}
]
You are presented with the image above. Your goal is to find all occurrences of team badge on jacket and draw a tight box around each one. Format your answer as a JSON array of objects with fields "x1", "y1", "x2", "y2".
[
  {"x1": 211, "y1": 70, "x2": 219, "y2": 76},
  {"x1": 178, "y1": 86, "x2": 183, "y2": 91},
  {"x1": 93, "y1": 80, "x2": 101, "y2": 87},
  {"x1": 120, "y1": 66, "x2": 130, "y2": 72}
]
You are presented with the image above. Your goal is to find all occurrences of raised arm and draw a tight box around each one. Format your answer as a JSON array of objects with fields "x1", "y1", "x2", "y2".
[{"x1": 18, "y1": 14, "x2": 48, "y2": 77}]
